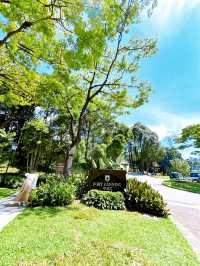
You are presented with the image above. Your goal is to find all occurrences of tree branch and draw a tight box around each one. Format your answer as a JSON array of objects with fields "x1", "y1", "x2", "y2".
[
  {"x1": 0, "y1": 21, "x2": 34, "y2": 48},
  {"x1": 0, "y1": 0, "x2": 10, "y2": 3},
  {"x1": 0, "y1": 73, "x2": 14, "y2": 81},
  {"x1": 89, "y1": 32, "x2": 122, "y2": 100}
]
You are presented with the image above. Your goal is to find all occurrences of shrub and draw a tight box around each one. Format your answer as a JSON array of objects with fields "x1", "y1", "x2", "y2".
[
  {"x1": 82, "y1": 190, "x2": 125, "y2": 210},
  {"x1": 125, "y1": 179, "x2": 168, "y2": 217},
  {"x1": 36, "y1": 173, "x2": 64, "y2": 187},
  {"x1": 67, "y1": 173, "x2": 89, "y2": 198},
  {"x1": 29, "y1": 176, "x2": 75, "y2": 207},
  {"x1": 37, "y1": 173, "x2": 89, "y2": 199},
  {"x1": 0, "y1": 174, "x2": 24, "y2": 188}
]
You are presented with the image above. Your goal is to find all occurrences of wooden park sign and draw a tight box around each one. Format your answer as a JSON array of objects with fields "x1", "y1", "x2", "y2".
[{"x1": 88, "y1": 169, "x2": 126, "y2": 192}]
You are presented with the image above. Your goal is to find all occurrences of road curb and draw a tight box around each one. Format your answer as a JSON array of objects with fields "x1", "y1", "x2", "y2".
[{"x1": 170, "y1": 209, "x2": 200, "y2": 260}]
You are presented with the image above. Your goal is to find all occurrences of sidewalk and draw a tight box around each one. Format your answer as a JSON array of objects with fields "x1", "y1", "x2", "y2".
[{"x1": 0, "y1": 194, "x2": 24, "y2": 231}]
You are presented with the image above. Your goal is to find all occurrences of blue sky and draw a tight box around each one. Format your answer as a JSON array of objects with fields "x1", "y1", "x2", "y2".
[{"x1": 119, "y1": 0, "x2": 200, "y2": 153}]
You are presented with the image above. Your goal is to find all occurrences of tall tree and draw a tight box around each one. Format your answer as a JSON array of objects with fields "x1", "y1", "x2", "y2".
[
  {"x1": 38, "y1": 0, "x2": 157, "y2": 176},
  {"x1": 170, "y1": 159, "x2": 190, "y2": 177},
  {"x1": 19, "y1": 118, "x2": 49, "y2": 172},
  {"x1": 178, "y1": 124, "x2": 200, "y2": 150},
  {"x1": 107, "y1": 134, "x2": 126, "y2": 161},
  {"x1": 159, "y1": 147, "x2": 182, "y2": 174},
  {"x1": 127, "y1": 123, "x2": 163, "y2": 172},
  {"x1": 0, "y1": 129, "x2": 15, "y2": 163}
]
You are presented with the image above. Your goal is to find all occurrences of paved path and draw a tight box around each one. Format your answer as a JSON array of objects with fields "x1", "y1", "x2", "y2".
[
  {"x1": 128, "y1": 174, "x2": 200, "y2": 259},
  {"x1": 0, "y1": 194, "x2": 24, "y2": 231}
]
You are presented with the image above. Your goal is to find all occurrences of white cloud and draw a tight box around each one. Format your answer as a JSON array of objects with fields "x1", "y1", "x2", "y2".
[
  {"x1": 124, "y1": 106, "x2": 200, "y2": 158},
  {"x1": 145, "y1": 107, "x2": 200, "y2": 140},
  {"x1": 149, "y1": 0, "x2": 200, "y2": 33},
  {"x1": 145, "y1": 108, "x2": 200, "y2": 158},
  {"x1": 148, "y1": 124, "x2": 169, "y2": 140}
]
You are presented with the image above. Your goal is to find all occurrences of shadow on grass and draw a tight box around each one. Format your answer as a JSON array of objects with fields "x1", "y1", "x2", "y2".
[
  {"x1": 17, "y1": 206, "x2": 64, "y2": 219},
  {"x1": 17, "y1": 203, "x2": 85, "y2": 220}
]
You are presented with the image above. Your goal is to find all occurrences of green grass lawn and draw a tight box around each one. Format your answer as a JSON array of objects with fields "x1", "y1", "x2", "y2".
[
  {"x1": 163, "y1": 180, "x2": 200, "y2": 194},
  {"x1": 154, "y1": 174, "x2": 170, "y2": 180},
  {"x1": 0, "y1": 204, "x2": 199, "y2": 266},
  {"x1": 0, "y1": 163, "x2": 19, "y2": 174},
  {"x1": 0, "y1": 187, "x2": 16, "y2": 199}
]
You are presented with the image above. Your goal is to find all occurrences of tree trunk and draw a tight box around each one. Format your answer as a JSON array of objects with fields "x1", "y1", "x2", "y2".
[
  {"x1": 85, "y1": 122, "x2": 91, "y2": 161},
  {"x1": 63, "y1": 144, "x2": 77, "y2": 177}
]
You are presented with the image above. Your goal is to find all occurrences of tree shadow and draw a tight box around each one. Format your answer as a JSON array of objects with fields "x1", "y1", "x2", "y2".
[
  {"x1": 17, "y1": 206, "x2": 64, "y2": 219},
  {"x1": 17, "y1": 203, "x2": 86, "y2": 220}
]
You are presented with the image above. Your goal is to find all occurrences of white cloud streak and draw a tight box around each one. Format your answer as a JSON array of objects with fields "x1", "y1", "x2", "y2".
[
  {"x1": 150, "y1": 0, "x2": 200, "y2": 33},
  {"x1": 144, "y1": 107, "x2": 200, "y2": 140}
]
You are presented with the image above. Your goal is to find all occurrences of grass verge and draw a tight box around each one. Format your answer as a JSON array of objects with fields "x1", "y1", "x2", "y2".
[
  {"x1": 154, "y1": 175, "x2": 170, "y2": 180},
  {"x1": 0, "y1": 187, "x2": 16, "y2": 199},
  {"x1": 0, "y1": 204, "x2": 199, "y2": 266},
  {"x1": 163, "y1": 180, "x2": 200, "y2": 194}
]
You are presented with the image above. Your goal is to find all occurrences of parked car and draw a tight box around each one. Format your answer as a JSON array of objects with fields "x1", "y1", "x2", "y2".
[
  {"x1": 169, "y1": 172, "x2": 184, "y2": 180},
  {"x1": 190, "y1": 171, "x2": 200, "y2": 182}
]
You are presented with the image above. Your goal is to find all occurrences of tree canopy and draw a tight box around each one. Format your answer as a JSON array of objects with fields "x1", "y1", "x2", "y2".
[
  {"x1": 178, "y1": 124, "x2": 200, "y2": 150},
  {"x1": 127, "y1": 123, "x2": 163, "y2": 172},
  {"x1": 0, "y1": 0, "x2": 158, "y2": 175},
  {"x1": 170, "y1": 159, "x2": 190, "y2": 177}
]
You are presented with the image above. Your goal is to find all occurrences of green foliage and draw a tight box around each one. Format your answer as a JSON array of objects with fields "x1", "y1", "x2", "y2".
[
  {"x1": 67, "y1": 173, "x2": 89, "y2": 198},
  {"x1": 125, "y1": 179, "x2": 168, "y2": 217},
  {"x1": 36, "y1": 1, "x2": 157, "y2": 176},
  {"x1": 0, "y1": 174, "x2": 24, "y2": 189},
  {"x1": 106, "y1": 134, "x2": 126, "y2": 161},
  {"x1": 82, "y1": 122, "x2": 130, "y2": 171},
  {"x1": 170, "y1": 159, "x2": 190, "y2": 177},
  {"x1": 0, "y1": 0, "x2": 83, "y2": 106},
  {"x1": 89, "y1": 144, "x2": 112, "y2": 169},
  {"x1": 113, "y1": 123, "x2": 131, "y2": 142},
  {"x1": 1, "y1": 1, "x2": 158, "y2": 176},
  {"x1": 37, "y1": 173, "x2": 89, "y2": 199},
  {"x1": 178, "y1": 124, "x2": 200, "y2": 150},
  {"x1": 0, "y1": 129, "x2": 16, "y2": 163},
  {"x1": 0, "y1": 129, "x2": 15, "y2": 149},
  {"x1": 29, "y1": 174, "x2": 75, "y2": 207},
  {"x1": 20, "y1": 118, "x2": 49, "y2": 171},
  {"x1": 82, "y1": 189, "x2": 125, "y2": 210},
  {"x1": 37, "y1": 173, "x2": 68, "y2": 186},
  {"x1": 74, "y1": 140, "x2": 86, "y2": 163},
  {"x1": 159, "y1": 148, "x2": 182, "y2": 174},
  {"x1": 127, "y1": 123, "x2": 164, "y2": 172}
]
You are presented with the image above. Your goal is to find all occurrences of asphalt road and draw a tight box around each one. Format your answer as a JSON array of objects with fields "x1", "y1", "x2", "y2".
[{"x1": 128, "y1": 174, "x2": 200, "y2": 259}]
